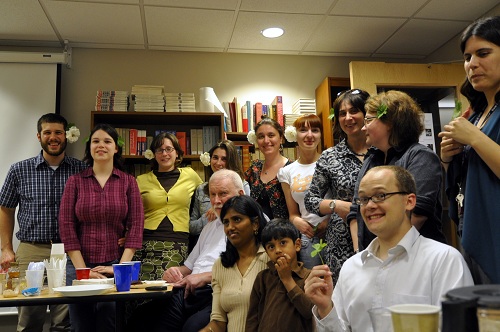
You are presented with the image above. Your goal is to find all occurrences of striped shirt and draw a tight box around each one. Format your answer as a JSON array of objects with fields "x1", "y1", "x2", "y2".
[{"x1": 0, "y1": 152, "x2": 87, "y2": 243}]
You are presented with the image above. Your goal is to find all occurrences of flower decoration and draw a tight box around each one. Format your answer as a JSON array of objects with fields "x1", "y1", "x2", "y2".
[
  {"x1": 65, "y1": 124, "x2": 80, "y2": 144},
  {"x1": 377, "y1": 104, "x2": 388, "y2": 119},
  {"x1": 284, "y1": 126, "x2": 297, "y2": 143},
  {"x1": 247, "y1": 130, "x2": 257, "y2": 145},
  {"x1": 117, "y1": 136, "x2": 125, "y2": 148},
  {"x1": 328, "y1": 107, "x2": 335, "y2": 120},
  {"x1": 144, "y1": 149, "x2": 155, "y2": 160},
  {"x1": 200, "y1": 152, "x2": 211, "y2": 166},
  {"x1": 311, "y1": 239, "x2": 327, "y2": 265}
]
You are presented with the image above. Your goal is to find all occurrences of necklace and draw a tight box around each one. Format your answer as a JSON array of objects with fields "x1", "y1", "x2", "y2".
[{"x1": 352, "y1": 151, "x2": 366, "y2": 157}]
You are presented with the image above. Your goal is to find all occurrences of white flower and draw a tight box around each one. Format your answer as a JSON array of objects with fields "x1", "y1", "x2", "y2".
[
  {"x1": 247, "y1": 130, "x2": 257, "y2": 145},
  {"x1": 284, "y1": 126, "x2": 297, "y2": 143},
  {"x1": 200, "y1": 152, "x2": 211, "y2": 166},
  {"x1": 66, "y1": 126, "x2": 80, "y2": 144},
  {"x1": 144, "y1": 149, "x2": 155, "y2": 160}
]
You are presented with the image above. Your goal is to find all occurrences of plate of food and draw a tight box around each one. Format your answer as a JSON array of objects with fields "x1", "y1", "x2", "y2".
[{"x1": 53, "y1": 284, "x2": 114, "y2": 297}]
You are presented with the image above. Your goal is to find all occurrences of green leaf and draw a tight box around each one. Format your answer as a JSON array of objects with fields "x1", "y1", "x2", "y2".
[
  {"x1": 377, "y1": 104, "x2": 388, "y2": 119},
  {"x1": 452, "y1": 99, "x2": 462, "y2": 120},
  {"x1": 310, "y1": 239, "x2": 327, "y2": 264},
  {"x1": 328, "y1": 107, "x2": 335, "y2": 120}
]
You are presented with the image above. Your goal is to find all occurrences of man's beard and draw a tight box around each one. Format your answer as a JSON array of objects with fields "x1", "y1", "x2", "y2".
[{"x1": 41, "y1": 139, "x2": 67, "y2": 157}]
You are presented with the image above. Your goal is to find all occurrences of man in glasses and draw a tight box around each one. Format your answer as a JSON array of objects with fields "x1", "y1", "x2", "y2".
[{"x1": 304, "y1": 166, "x2": 473, "y2": 332}]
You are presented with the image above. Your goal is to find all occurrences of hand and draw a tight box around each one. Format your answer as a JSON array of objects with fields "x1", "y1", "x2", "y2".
[
  {"x1": 314, "y1": 219, "x2": 328, "y2": 239},
  {"x1": 293, "y1": 217, "x2": 314, "y2": 238},
  {"x1": 117, "y1": 237, "x2": 126, "y2": 247},
  {"x1": 163, "y1": 266, "x2": 184, "y2": 283},
  {"x1": 91, "y1": 265, "x2": 113, "y2": 277},
  {"x1": 439, "y1": 136, "x2": 464, "y2": 162},
  {"x1": 439, "y1": 116, "x2": 480, "y2": 147},
  {"x1": 305, "y1": 265, "x2": 334, "y2": 319},
  {"x1": 275, "y1": 253, "x2": 293, "y2": 282},
  {"x1": 0, "y1": 248, "x2": 15, "y2": 271},
  {"x1": 173, "y1": 273, "x2": 208, "y2": 299},
  {"x1": 89, "y1": 270, "x2": 108, "y2": 279},
  {"x1": 205, "y1": 208, "x2": 217, "y2": 222}
]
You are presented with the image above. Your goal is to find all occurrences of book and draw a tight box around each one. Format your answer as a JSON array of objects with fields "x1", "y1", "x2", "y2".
[
  {"x1": 196, "y1": 129, "x2": 203, "y2": 155},
  {"x1": 241, "y1": 104, "x2": 249, "y2": 132},
  {"x1": 190, "y1": 129, "x2": 198, "y2": 155},
  {"x1": 129, "y1": 129, "x2": 138, "y2": 155},
  {"x1": 254, "y1": 102, "x2": 263, "y2": 125},
  {"x1": 176, "y1": 132, "x2": 187, "y2": 154},
  {"x1": 272, "y1": 96, "x2": 284, "y2": 127}
]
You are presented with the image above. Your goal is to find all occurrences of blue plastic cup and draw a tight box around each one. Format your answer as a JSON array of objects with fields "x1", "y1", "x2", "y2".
[
  {"x1": 112, "y1": 263, "x2": 133, "y2": 292},
  {"x1": 123, "y1": 261, "x2": 141, "y2": 282}
]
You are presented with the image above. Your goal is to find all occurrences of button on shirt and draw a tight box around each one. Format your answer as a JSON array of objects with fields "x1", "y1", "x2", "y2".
[
  {"x1": 0, "y1": 152, "x2": 87, "y2": 243},
  {"x1": 184, "y1": 216, "x2": 226, "y2": 275},
  {"x1": 314, "y1": 227, "x2": 474, "y2": 332}
]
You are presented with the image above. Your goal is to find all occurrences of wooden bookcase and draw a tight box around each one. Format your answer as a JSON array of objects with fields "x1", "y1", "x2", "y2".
[{"x1": 315, "y1": 77, "x2": 351, "y2": 149}]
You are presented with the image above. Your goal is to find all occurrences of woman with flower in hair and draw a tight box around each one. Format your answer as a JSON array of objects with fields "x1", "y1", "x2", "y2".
[
  {"x1": 305, "y1": 89, "x2": 369, "y2": 278},
  {"x1": 59, "y1": 123, "x2": 144, "y2": 331},
  {"x1": 278, "y1": 114, "x2": 328, "y2": 268},
  {"x1": 245, "y1": 117, "x2": 291, "y2": 220},
  {"x1": 134, "y1": 132, "x2": 203, "y2": 280},
  {"x1": 347, "y1": 90, "x2": 446, "y2": 251},
  {"x1": 190, "y1": 140, "x2": 250, "y2": 248}
]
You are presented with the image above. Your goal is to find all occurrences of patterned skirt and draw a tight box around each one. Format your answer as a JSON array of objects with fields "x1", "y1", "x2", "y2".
[{"x1": 132, "y1": 240, "x2": 188, "y2": 281}]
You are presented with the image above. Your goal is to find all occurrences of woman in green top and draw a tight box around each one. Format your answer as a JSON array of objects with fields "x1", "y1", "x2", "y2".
[{"x1": 134, "y1": 132, "x2": 203, "y2": 280}]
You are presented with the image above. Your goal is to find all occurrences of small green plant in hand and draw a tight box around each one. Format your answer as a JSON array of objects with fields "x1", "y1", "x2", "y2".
[{"x1": 311, "y1": 239, "x2": 327, "y2": 265}]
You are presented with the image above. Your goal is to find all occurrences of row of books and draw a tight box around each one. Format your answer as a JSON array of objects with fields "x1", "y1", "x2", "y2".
[
  {"x1": 222, "y1": 96, "x2": 284, "y2": 133},
  {"x1": 95, "y1": 90, "x2": 129, "y2": 112}
]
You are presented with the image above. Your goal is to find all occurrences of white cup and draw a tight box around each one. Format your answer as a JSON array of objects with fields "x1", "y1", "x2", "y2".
[{"x1": 46, "y1": 268, "x2": 65, "y2": 294}]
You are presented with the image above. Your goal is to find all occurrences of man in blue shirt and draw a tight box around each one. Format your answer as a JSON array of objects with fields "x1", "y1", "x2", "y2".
[{"x1": 0, "y1": 113, "x2": 87, "y2": 331}]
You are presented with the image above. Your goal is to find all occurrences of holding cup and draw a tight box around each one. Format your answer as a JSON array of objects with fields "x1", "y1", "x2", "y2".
[
  {"x1": 389, "y1": 304, "x2": 440, "y2": 332},
  {"x1": 113, "y1": 264, "x2": 133, "y2": 292}
]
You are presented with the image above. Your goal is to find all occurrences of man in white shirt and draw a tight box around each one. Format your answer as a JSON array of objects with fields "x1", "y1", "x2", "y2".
[
  {"x1": 126, "y1": 169, "x2": 244, "y2": 331},
  {"x1": 305, "y1": 166, "x2": 473, "y2": 332}
]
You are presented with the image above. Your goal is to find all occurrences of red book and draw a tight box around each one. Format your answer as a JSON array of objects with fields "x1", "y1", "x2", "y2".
[
  {"x1": 273, "y1": 96, "x2": 284, "y2": 127},
  {"x1": 176, "y1": 132, "x2": 187, "y2": 154},
  {"x1": 229, "y1": 101, "x2": 237, "y2": 132},
  {"x1": 241, "y1": 105, "x2": 249, "y2": 132},
  {"x1": 129, "y1": 129, "x2": 138, "y2": 156},
  {"x1": 254, "y1": 102, "x2": 263, "y2": 124}
]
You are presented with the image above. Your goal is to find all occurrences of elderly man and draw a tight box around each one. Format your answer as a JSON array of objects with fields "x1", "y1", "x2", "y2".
[
  {"x1": 305, "y1": 166, "x2": 473, "y2": 332},
  {"x1": 127, "y1": 169, "x2": 245, "y2": 332}
]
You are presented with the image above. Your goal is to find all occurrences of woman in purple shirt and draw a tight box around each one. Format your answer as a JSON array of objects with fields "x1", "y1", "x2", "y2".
[{"x1": 59, "y1": 123, "x2": 144, "y2": 332}]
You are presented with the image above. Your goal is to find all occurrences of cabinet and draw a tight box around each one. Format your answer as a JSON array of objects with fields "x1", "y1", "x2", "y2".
[
  {"x1": 315, "y1": 77, "x2": 350, "y2": 149},
  {"x1": 91, "y1": 111, "x2": 224, "y2": 175}
]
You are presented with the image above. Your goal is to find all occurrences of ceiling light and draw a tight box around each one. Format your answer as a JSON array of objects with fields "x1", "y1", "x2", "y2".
[{"x1": 261, "y1": 27, "x2": 284, "y2": 38}]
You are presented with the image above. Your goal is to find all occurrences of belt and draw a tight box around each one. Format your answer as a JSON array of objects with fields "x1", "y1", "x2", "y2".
[{"x1": 21, "y1": 241, "x2": 55, "y2": 245}]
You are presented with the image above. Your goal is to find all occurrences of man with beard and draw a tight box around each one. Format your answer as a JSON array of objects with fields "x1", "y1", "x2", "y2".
[{"x1": 0, "y1": 113, "x2": 87, "y2": 331}]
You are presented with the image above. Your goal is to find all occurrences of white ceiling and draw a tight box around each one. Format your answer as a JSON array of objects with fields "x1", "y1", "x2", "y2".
[{"x1": 0, "y1": 0, "x2": 498, "y2": 60}]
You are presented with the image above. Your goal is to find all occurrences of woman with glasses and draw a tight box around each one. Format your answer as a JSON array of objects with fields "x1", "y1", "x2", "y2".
[
  {"x1": 347, "y1": 90, "x2": 446, "y2": 252},
  {"x1": 439, "y1": 16, "x2": 500, "y2": 284},
  {"x1": 190, "y1": 140, "x2": 250, "y2": 249},
  {"x1": 134, "y1": 132, "x2": 203, "y2": 280},
  {"x1": 304, "y1": 89, "x2": 369, "y2": 281}
]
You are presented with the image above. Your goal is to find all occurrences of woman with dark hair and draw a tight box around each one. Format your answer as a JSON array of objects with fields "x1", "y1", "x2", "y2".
[
  {"x1": 439, "y1": 16, "x2": 500, "y2": 284},
  {"x1": 348, "y1": 90, "x2": 446, "y2": 251},
  {"x1": 200, "y1": 195, "x2": 268, "y2": 332},
  {"x1": 190, "y1": 140, "x2": 250, "y2": 241},
  {"x1": 59, "y1": 123, "x2": 144, "y2": 331},
  {"x1": 134, "y1": 132, "x2": 203, "y2": 280},
  {"x1": 304, "y1": 89, "x2": 369, "y2": 281},
  {"x1": 278, "y1": 114, "x2": 328, "y2": 268},
  {"x1": 245, "y1": 117, "x2": 291, "y2": 219}
]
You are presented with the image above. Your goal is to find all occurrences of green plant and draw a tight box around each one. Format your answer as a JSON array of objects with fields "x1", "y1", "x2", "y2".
[{"x1": 311, "y1": 239, "x2": 327, "y2": 265}]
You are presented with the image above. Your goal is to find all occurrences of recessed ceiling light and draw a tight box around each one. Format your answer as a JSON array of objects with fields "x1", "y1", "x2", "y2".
[{"x1": 261, "y1": 27, "x2": 284, "y2": 38}]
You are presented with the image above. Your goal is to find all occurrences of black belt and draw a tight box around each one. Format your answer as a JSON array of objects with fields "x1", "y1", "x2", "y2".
[{"x1": 21, "y1": 241, "x2": 55, "y2": 245}]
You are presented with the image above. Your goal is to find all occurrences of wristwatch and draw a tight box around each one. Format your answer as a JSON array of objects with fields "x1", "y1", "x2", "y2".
[{"x1": 329, "y1": 199, "x2": 336, "y2": 212}]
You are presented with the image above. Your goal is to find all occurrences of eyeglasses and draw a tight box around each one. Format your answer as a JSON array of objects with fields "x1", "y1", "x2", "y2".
[
  {"x1": 364, "y1": 116, "x2": 377, "y2": 126},
  {"x1": 155, "y1": 147, "x2": 176, "y2": 154},
  {"x1": 336, "y1": 89, "x2": 361, "y2": 97},
  {"x1": 355, "y1": 192, "x2": 409, "y2": 206}
]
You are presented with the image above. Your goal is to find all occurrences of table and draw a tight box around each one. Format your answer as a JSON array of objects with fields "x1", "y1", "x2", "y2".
[{"x1": 0, "y1": 286, "x2": 172, "y2": 331}]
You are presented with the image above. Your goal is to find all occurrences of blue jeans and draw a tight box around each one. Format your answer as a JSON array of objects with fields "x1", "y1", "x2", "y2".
[
  {"x1": 299, "y1": 234, "x2": 322, "y2": 269},
  {"x1": 67, "y1": 259, "x2": 118, "y2": 332}
]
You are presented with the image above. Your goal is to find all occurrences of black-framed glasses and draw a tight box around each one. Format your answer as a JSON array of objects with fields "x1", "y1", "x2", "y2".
[
  {"x1": 337, "y1": 89, "x2": 361, "y2": 97},
  {"x1": 355, "y1": 192, "x2": 409, "y2": 206},
  {"x1": 155, "y1": 147, "x2": 176, "y2": 154},
  {"x1": 364, "y1": 116, "x2": 377, "y2": 126}
]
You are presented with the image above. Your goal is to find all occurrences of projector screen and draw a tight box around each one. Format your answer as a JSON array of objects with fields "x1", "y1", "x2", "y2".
[{"x1": 0, "y1": 62, "x2": 60, "y2": 252}]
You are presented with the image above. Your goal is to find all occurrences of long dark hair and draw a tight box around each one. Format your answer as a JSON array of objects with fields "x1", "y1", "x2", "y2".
[
  {"x1": 220, "y1": 196, "x2": 267, "y2": 268},
  {"x1": 459, "y1": 16, "x2": 500, "y2": 112},
  {"x1": 206, "y1": 140, "x2": 243, "y2": 178},
  {"x1": 332, "y1": 89, "x2": 370, "y2": 140},
  {"x1": 83, "y1": 123, "x2": 124, "y2": 171}
]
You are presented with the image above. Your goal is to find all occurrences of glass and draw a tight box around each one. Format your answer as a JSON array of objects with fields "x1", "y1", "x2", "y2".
[
  {"x1": 355, "y1": 192, "x2": 409, "y2": 205},
  {"x1": 155, "y1": 147, "x2": 175, "y2": 154},
  {"x1": 364, "y1": 116, "x2": 378, "y2": 126}
]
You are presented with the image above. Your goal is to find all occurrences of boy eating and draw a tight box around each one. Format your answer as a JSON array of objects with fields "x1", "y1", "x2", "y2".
[{"x1": 246, "y1": 219, "x2": 314, "y2": 332}]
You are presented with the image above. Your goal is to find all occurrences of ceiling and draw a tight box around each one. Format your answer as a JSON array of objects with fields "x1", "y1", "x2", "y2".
[{"x1": 0, "y1": 0, "x2": 498, "y2": 60}]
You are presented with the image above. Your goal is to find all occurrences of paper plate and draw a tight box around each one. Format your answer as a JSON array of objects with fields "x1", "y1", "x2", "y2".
[
  {"x1": 130, "y1": 280, "x2": 168, "y2": 289},
  {"x1": 53, "y1": 284, "x2": 114, "y2": 297}
]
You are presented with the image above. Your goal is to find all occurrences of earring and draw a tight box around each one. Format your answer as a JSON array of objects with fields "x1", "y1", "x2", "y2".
[
  {"x1": 279, "y1": 144, "x2": 283, "y2": 152},
  {"x1": 254, "y1": 229, "x2": 258, "y2": 236}
]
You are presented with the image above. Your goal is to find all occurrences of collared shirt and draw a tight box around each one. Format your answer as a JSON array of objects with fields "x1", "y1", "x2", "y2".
[
  {"x1": 314, "y1": 227, "x2": 474, "y2": 332},
  {"x1": 58, "y1": 167, "x2": 144, "y2": 263},
  {"x1": 0, "y1": 152, "x2": 87, "y2": 242},
  {"x1": 184, "y1": 216, "x2": 227, "y2": 275}
]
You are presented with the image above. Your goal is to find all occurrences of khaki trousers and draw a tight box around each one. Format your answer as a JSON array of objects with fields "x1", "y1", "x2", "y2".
[{"x1": 16, "y1": 242, "x2": 70, "y2": 332}]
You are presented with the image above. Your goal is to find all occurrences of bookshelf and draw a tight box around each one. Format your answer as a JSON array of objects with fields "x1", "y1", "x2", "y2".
[
  {"x1": 91, "y1": 111, "x2": 224, "y2": 177},
  {"x1": 315, "y1": 77, "x2": 350, "y2": 149}
]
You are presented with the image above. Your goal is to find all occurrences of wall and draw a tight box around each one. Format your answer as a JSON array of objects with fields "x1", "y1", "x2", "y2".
[{"x1": 59, "y1": 48, "x2": 369, "y2": 158}]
